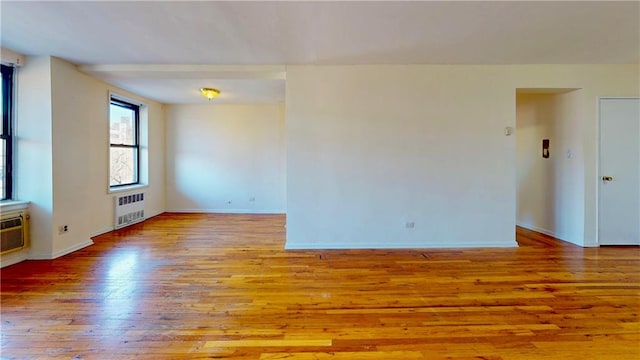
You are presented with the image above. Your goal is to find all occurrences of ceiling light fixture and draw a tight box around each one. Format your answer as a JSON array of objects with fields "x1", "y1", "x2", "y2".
[{"x1": 200, "y1": 87, "x2": 221, "y2": 100}]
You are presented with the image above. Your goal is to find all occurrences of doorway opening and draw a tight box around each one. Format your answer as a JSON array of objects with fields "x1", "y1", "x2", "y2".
[{"x1": 515, "y1": 88, "x2": 584, "y2": 245}]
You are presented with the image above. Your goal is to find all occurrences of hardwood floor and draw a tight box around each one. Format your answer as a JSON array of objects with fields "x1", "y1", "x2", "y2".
[{"x1": 1, "y1": 213, "x2": 639, "y2": 359}]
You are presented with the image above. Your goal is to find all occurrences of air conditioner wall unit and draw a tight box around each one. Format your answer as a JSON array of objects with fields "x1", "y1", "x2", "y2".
[{"x1": 1, "y1": 211, "x2": 29, "y2": 254}]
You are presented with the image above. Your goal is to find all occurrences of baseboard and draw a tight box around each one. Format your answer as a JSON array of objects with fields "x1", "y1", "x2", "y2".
[
  {"x1": 29, "y1": 239, "x2": 94, "y2": 260},
  {"x1": 146, "y1": 210, "x2": 164, "y2": 218},
  {"x1": 90, "y1": 210, "x2": 166, "y2": 237},
  {"x1": 517, "y1": 223, "x2": 559, "y2": 238},
  {"x1": 90, "y1": 226, "x2": 115, "y2": 237},
  {"x1": 516, "y1": 223, "x2": 585, "y2": 246},
  {"x1": 285, "y1": 239, "x2": 518, "y2": 250},
  {"x1": 168, "y1": 208, "x2": 286, "y2": 215},
  {"x1": 16, "y1": 212, "x2": 166, "y2": 262},
  {"x1": 51, "y1": 240, "x2": 94, "y2": 259},
  {"x1": 1, "y1": 248, "x2": 29, "y2": 268}
]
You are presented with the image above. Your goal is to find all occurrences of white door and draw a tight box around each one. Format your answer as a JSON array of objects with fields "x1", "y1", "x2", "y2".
[{"x1": 598, "y1": 98, "x2": 640, "y2": 245}]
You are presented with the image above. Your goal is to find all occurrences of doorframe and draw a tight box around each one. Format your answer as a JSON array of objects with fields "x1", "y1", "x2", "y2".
[{"x1": 595, "y1": 96, "x2": 640, "y2": 246}]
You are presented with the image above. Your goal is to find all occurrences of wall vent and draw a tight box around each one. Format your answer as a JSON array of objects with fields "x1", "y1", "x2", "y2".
[
  {"x1": 1, "y1": 211, "x2": 29, "y2": 254},
  {"x1": 114, "y1": 193, "x2": 145, "y2": 229}
]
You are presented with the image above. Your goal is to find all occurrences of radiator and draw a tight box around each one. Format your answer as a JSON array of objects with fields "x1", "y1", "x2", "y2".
[
  {"x1": 114, "y1": 192, "x2": 145, "y2": 229},
  {"x1": 1, "y1": 211, "x2": 29, "y2": 254}
]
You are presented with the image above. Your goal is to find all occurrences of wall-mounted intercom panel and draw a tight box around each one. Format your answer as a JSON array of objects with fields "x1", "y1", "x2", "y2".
[{"x1": 542, "y1": 139, "x2": 550, "y2": 158}]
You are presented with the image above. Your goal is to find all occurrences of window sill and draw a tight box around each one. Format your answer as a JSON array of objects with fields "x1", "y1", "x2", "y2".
[
  {"x1": 0, "y1": 200, "x2": 30, "y2": 213},
  {"x1": 108, "y1": 184, "x2": 148, "y2": 194}
]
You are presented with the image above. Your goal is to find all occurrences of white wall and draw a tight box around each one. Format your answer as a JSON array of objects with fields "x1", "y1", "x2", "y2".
[
  {"x1": 166, "y1": 104, "x2": 286, "y2": 213},
  {"x1": 7, "y1": 62, "x2": 638, "y2": 258},
  {"x1": 48, "y1": 57, "x2": 166, "y2": 257},
  {"x1": 13, "y1": 56, "x2": 53, "y2": 257},
  {"x1": 286, "y1": 66, "x2": 516, "y2": 248},
  {"x1": 286, "y1": 64, "x2": 639, "y2": 249},
  {"x1": 8, "y1": 56, "x2": 166, "y2": 261},
  {"x1": 516, "y1": 91, "x2": 585, "y2": 245}
]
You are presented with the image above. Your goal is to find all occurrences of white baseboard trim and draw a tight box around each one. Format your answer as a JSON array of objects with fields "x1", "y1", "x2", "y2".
[
  {"x1": 51, "y1": 240, "x2": 94, "y2": 259},
  {"x1": 1, "y1": 249, "x2": 29, "y2": 268},
  {"x1": 29, "y1": 239, "x2": 94, "y2": 260},
  {"x1": 90, "y1": 226, "x2": 115, "y2": 237},
  {"x1": 90, "y1": 210, "x2": 166, "y2": 237},
  {"x1": 10, "y1": 212, "x2": 166, "y2": 263},
  {"x1": 285, "y1": 240, "x2": 518, "y2": 250},
  {"x1": 516, "y1": 223, "x2": 585, "y2": 246},
  {"x1": 147, "y1": 210, "x2": 164, "y2": 218},
  {"x1": 168, "y1": 209, "x2": 286, "y2": 215},
  {"x1": 517, "y1": 223, "x2": 558, "y2": 238}
]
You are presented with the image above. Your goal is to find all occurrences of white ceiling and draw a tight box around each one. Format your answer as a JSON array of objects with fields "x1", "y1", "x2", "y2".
[
  {"x1": 79, "y1": 64, "x2": 287, "y2": 104},
  {"x1": 2, "y1": 1, "x2": 638, "y2": 104}
]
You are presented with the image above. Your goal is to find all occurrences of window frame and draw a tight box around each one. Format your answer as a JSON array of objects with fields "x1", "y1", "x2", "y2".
[
  {"x1": 1, "y1": 64, "x2": 15, "y2": 200},
  {"x1": 109, "y1": 97, "x2": 140, "y2": 188}
]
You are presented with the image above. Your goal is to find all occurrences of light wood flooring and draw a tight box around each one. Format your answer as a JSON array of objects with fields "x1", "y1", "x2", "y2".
[{"x1": 1, "y1": 213, "x2": 639, "y2": 359}]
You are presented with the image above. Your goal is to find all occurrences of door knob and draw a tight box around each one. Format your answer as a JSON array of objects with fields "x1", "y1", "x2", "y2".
[{"x1": 602, "y1": 176, "x2": 614, "y2": 182}]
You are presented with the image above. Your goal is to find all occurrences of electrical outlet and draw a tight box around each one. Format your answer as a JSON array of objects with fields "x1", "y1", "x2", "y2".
[
  {"x1": 249, "y1": 197, "x2": 256, "y2": 202},
  {"x1": 227, "y1": 200, "x2": 232, "y2": 204},
  {"x1": 405, "y1": 221, "x2": 415, "y2": 229},
  {"x1": 59, "y1": 225, "x2": 69, "y2": 234}
]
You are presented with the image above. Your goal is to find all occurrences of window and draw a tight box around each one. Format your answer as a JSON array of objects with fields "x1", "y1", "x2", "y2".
[
  {"x1": 109, "y1": 97, "x2": 140, "y2": 187},
  {"x1": 1, "y1": 64, "x2": 15, "y2": 200}
]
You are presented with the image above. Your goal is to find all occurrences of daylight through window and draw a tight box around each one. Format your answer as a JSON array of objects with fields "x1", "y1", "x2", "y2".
[
  {"x1": 109, "y1": 97, "x2": 140, "y2": 187},
  {"x1": 1, "y1": 64, "x2": 15, "y2": 200}
]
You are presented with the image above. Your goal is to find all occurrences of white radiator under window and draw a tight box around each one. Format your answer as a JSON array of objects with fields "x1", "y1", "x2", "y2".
[
  {"x1": 1, "y1": 211, "x2": 29, "y2": 254},
  {"x1": 114, "y1": 192, "x2": 145, "y2": 229}
]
